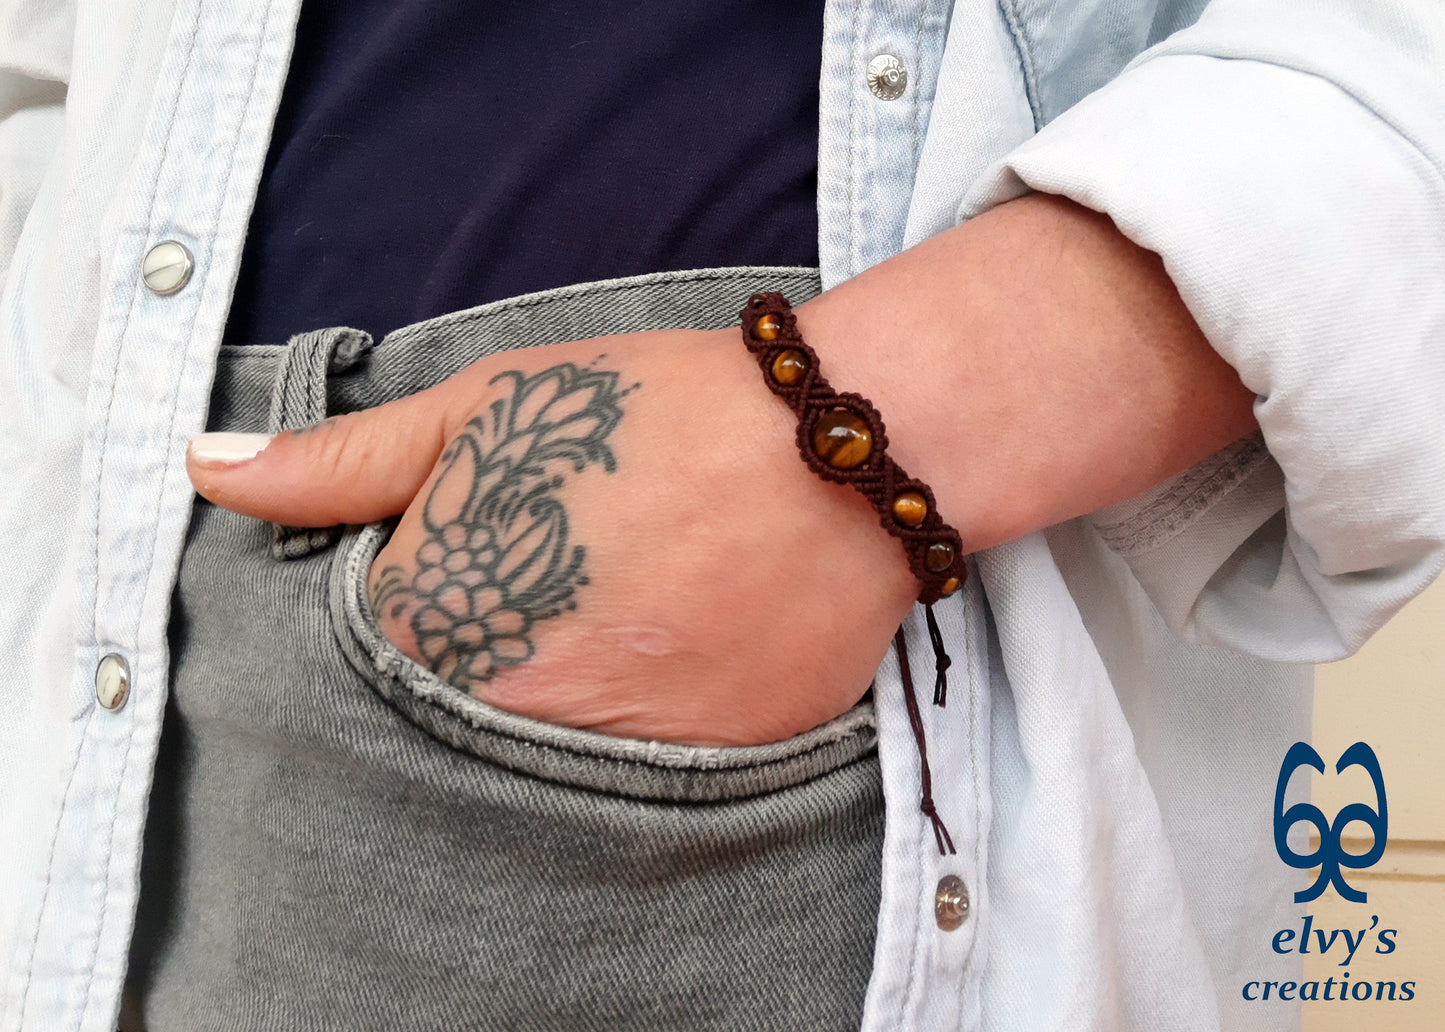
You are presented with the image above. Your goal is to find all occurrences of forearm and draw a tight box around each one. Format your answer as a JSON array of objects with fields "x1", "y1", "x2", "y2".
[
  {"x1": 190, "y1": 193, "x2": 1264, "y2": 745},
  {"x1": 796, "y1": 193, "x2": 1260, "y2": 556}
]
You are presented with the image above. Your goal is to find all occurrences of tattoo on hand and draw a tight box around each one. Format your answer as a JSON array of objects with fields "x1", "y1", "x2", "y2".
[{"x1": 370, "y1": 359, "x2": 634, "y2": 689}]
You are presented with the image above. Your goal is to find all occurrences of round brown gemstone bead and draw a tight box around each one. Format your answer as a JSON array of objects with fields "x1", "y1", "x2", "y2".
[
  {"x1": 771, "y1": 348, "x2": 809, "y2": 386},
  {"x1": 811, "y1": 408, "x2": 873, "y2": 469},
  {"x1": 925, "y1": 541, "x2": 955, "y2": 572},
  {"x1": 891, "y1": 491, "x2": 928, "y2": 527},
  {"x1": 941, "y1": 576, "x2": 961, "y2": 596},
  {"x1": 755, "y1": 313, "x2": 782, "y2": 341}
]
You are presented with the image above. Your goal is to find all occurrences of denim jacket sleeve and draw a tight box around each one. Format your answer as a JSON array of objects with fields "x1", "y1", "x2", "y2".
[{"x1": 960, "y1": 0, "x2": 1445, "y2": 663}]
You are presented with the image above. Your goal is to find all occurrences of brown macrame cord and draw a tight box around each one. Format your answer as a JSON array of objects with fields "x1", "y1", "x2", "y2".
[{"x1": 740, "y1": 292, "x2": 963, "y2": 856}]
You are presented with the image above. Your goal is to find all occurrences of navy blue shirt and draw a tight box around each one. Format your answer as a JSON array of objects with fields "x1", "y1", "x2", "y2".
[{"x1": 223, "y1": 0, "x2": 825, "y2": 345}]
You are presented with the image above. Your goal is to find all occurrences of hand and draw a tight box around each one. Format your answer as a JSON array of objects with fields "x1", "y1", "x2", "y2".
[
  {"x1": 190, "y1": 196, "x2": 1261, "y2": 745},
  {"x1": 187, "y1": 327, "x2": 918, "y2": 746}
]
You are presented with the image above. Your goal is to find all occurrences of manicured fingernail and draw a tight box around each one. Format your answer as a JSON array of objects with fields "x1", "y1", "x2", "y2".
[{"x1": 187, "y1": 432, "x2": 274, "y2": 466}]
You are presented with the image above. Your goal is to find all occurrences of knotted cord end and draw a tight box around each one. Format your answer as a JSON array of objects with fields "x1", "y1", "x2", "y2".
[
  {"x1": 924, "y1": 603, "x2": 951, "y2": 707},
  {"x1": 920, "y1": 798, "x2": 957, "y2": 855},
  {"x1": 894, "y1": 625, "x2": 957, "y2": 858}
]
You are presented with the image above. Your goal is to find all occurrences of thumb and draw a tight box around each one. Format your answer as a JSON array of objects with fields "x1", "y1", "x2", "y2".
[{"x1": 186, "y1": 384, "x2": 461, "y2": 526}]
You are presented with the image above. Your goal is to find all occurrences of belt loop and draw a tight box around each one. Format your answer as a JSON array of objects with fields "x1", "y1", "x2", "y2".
[{"x1": 266, "y1": 326, "x2": 374, "y2": 560}]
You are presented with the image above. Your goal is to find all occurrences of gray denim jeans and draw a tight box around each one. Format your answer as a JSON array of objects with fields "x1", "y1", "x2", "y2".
[{"x1": 125, "y1": 268, "x2": 886, "y2": 1031}]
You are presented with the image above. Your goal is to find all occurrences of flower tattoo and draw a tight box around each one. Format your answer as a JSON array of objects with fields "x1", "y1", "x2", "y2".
[{"x1": 370, "y1": 359, "x2": 633, "y2": 690}]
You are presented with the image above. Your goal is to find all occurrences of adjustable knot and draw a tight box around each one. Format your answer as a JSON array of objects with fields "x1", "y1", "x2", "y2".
[{"x1": 924, "y1": 603, "x2": 951, "y2": 707}]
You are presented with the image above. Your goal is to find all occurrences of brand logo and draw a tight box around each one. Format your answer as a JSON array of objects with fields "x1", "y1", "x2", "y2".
[
  {"x1": 1242, "y1": 742, "x2": 1415, "y2": 1005},
  {"x1": 1273, "y1": 741, "x2": 1387, "y2": 903}
]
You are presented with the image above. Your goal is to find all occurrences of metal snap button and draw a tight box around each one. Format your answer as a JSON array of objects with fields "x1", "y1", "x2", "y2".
[
  {"x1": 95, "y1": 653, "x2": 131, "y2": 712},
  {"x1": 142, "y1": 240, "x2": 194, "y2": 295},
  {"x1": 866, "y1": 54, "x2": 908, "y2": 101},
  {"x1": 934, "y1": 874, "x2": 970, "y2": 931}
]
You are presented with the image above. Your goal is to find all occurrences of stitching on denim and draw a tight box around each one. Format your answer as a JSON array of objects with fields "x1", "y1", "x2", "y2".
[
  {"x1": 336, "y1": 526, "x2": 877, "y2": 789},
  {"x1": 395, "y1": 682, "x2": 879, "y2": 776},
  {"x1": 962, "y1": 568, "x2": 984, "y2": 1027},
  {"x1": 382, "y1": 622, "x2": 878, "y2": 772},
  {"x1": 66, "y1": 0, "x2": 234, "y2": 1024},
  {"x1": 597, "y1": 751, "x2": 882, "y2": 808},
  {"x1": 305, "y1": 336, "x2": 324, "y2": 418},
  {"x1": 1093, "y1": 434, "x2": 1270, "y2": 556},
  {"x1": 385, "y1": 642, "x2": 877, "y2": 776},
  {"x1": 79, "y1": 1, "x2": 283, "y2": 1025},
  {"x1": 86, "y1": 13, "x2": 205, "y2": 649},
  {"x1": 14, "y1": 2, "x2": 211, "y2": 1026},
  {"x1": 899, "y1": 693, "x2": 929, "y2": 1026},
  {"x1": 846, "y1": 0, "x2": 861, "y2": 275},
  {"x1": 998, "y1": 0, "x2": 1042, "y2": 131},
  {"x1": 382, "y1": 673, "x2": 879, "y2": 794},
  {"x1": 144, "y1": 0, "x2": 278, "y2": 640},
  {"x1": 379, "y1": 267, "x2": 820, "y2": 351},
  {"x1": 268, "y1": 331, "x2": 299, "y2": 430},
  {"x1": 215, "y1": 263, "x2": 815, "y2": 369},
  {"x1": 138, "y1": 0, "x2": 279, "y2": 668},
  {"x1": 911, "y1": 0, "x2": 924, "y2": 174},
  {"x1": 272, "y1": 330, "x2": 343, "y2": 553}
]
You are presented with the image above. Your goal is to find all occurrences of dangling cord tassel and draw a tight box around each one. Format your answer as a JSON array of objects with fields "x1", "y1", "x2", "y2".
[
  {"x1": 894, "y1": 626, "x2": 956, "y2": 856},
  {"x1": 924, "y1": 603, "x2": 951, "y2": 708}
]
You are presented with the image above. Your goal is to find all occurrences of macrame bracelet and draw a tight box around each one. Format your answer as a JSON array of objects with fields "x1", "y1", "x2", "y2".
[
  {"x1": 740, "y1": 291, "x2": 962, "y2": 855},
  {"x1": 740, "y1": 293, "x2": 966, "y2": 606}
]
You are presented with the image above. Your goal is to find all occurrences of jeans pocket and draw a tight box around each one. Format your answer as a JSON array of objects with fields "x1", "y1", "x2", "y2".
[
  {"x1": 329, "y1": 517, "x2": 879, "y2": 801},
  {"x1": 138, "y1": 269, "x2": 886, "y2": 1032},
  {"x1": 149, "y1": 490, "x2": 886, "y2": 1032}
]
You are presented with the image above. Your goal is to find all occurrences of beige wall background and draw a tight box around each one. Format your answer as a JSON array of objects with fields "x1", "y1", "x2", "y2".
[{"x1": 1304, "y1": 576, "x2": 1445, "y2": 1031}]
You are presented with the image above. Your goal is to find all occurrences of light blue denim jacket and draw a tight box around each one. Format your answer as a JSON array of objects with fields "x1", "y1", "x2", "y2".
[{"x1": 2, "y1": 1, "x2": 1443, "y2": 1030}]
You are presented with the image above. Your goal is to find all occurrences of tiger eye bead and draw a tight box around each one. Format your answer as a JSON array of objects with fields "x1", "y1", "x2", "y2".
[
  {"x1": 770, "y1": 349, "x2": 809, "y2": 385},
  {"x1": 811, "y1": 408, "x2": 873, "y2": 469},
  {"x1": 925, "y1": 541, "x2": 955, "y2": 573},
  {"x1": 755, "y1": 313, "x2": 783, "y2": 341},
  {"x1": 940, "y1": 576, "x2": 961, "y2": 596},
  {"x1": 891, "y1": 491, "x2": 928, "y2": 527}
]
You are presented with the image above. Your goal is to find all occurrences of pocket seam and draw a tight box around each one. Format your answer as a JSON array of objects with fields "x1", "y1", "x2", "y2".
[{"x1": 329, "y1": 522, "x2": 880, "y2": 802}]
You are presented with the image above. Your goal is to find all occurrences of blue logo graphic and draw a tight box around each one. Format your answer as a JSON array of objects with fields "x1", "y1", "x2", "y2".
[{"x1": 1273, "y1": 741, "x2": 1387, "y2": 904}]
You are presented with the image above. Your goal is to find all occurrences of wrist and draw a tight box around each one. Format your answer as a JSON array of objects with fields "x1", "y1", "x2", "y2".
[{"x1": 792, "y1": 193, "x2": 1259, "y2": 553}]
